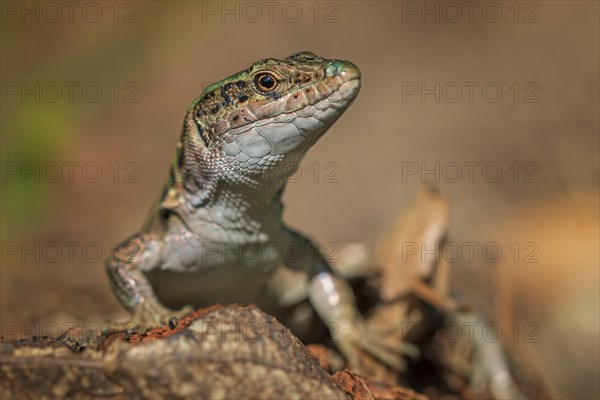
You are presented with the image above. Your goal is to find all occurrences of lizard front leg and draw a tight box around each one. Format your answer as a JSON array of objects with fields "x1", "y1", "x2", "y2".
[
  {"x1": 104, "y1": 233, "x2": 192, "y2": 332},
  {"x1": 282, "y1": 228, "x2": 412, "y2": 373}
]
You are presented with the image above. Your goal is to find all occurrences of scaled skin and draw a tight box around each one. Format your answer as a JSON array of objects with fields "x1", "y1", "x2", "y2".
[{"x1": 107, "y1": 52, "x2": 405, "y2": 372}]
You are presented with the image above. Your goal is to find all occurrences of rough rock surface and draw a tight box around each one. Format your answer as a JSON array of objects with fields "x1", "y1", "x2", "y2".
[{"x1": 1, "y1": 305, "x2": 347, "y2": 399}]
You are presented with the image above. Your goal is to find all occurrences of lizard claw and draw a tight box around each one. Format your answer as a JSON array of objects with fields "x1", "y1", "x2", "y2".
[
  {"x1": 102, "y1": 303, "x2": 194, "y2": 334},
  {"x1": 335, "y1": 319, "x2": 419, "y2": 374},
  {"x1": 309, "y1": 272, "x2": 418, "y2": 374}
]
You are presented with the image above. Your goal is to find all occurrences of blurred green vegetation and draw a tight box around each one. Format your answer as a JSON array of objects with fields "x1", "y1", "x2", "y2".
[
  {"x1": 1, "y1": 101, "x2": 73, "y2": 236},
  {"x1": 0, "y1": 3, "x2": 175, "y2": 239}
]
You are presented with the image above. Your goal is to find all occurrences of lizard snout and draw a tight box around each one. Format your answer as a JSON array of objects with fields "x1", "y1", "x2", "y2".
[{"x1": 325, "y1": 60, "x2": 361, "y2": 82}]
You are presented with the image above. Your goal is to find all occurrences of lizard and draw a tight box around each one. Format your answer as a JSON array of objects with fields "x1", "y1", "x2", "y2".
[{"x1": 105, "y1": 51, "x2": 405, "y2": 371}]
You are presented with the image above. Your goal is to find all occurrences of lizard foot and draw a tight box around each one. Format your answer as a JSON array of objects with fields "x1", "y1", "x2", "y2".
[
  {"x1": 102, "y1": 303, "x2": 194, "y2": 333},
  {"x1": 335, "y1": 320, "x2": 419, "y2": 374}
]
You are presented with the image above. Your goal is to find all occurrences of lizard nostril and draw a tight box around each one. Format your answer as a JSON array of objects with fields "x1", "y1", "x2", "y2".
[
  {"x1": 325, "y1": 64, "x2": 340, "y2": 77},
  {"x1": 325, "y1": 61, "x2": 361, "y2": 81}
]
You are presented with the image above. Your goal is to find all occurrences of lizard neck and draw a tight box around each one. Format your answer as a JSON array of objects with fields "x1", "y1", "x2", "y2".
[
  {"x1": 179, "y1": 165, "x2": 291, "y2": 242},
  {"x1": 169, "y1": 130, "x2": 305, "y2": 241}
]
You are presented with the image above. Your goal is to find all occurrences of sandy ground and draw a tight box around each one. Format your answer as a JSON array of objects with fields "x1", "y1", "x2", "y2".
[{"x1": 1, "y1": 2, "x2": 598, "y2": 398}]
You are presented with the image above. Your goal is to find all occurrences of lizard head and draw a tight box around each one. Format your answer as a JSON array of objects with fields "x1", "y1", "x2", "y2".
[
  {"x1": 186, "y1": 51, "x2": 360, "y2": 151},
  {"x1": 176, "y1": 52, "x2": 360, "y2": 194}
]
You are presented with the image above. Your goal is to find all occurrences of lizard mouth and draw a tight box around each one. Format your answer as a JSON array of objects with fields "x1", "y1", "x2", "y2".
[
  {"x1": 299, "y1": 78, "x2": 361, "y2": 144},
  {"x1": 320, "y1": 59, "x2": 361, "y2": 104},
  {"x1": 333, "y1": 77, "x2": 361, "y2": 103}
]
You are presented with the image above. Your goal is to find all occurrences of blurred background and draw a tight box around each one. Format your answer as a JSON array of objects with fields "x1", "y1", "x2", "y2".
[{"x1": 1, "y1": 1, "x2": 598, "y2": 398}]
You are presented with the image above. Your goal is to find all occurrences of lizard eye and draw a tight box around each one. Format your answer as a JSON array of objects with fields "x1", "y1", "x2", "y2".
[{"x1": 255, "y1": 73, "x2": 277, "y2": 92}]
